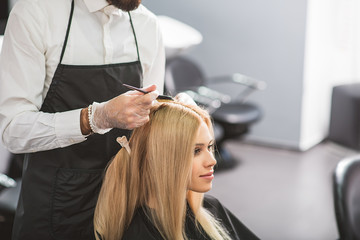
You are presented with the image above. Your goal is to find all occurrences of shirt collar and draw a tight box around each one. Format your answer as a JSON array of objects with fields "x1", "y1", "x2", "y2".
[{"x1": 83, "y1": 0, "x2": 110, "y2": 13}]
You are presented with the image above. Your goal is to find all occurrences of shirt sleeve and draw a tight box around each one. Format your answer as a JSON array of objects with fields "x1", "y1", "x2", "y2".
[
  {"x1": 0, "y1": 2, "x2": 86, "y2": 154},
  {"x1": 141, "y1": 14, "x2": 166, "y2": 94}
]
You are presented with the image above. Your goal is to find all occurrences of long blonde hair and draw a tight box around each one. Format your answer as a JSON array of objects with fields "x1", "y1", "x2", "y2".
[{"x1": 94, "y1": 101, "x2": 231, "y2": 240}]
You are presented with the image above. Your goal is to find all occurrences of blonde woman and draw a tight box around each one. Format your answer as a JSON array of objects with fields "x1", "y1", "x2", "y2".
[{"x1": 94, "y1": 101, "x2": 259, "y2": 240}]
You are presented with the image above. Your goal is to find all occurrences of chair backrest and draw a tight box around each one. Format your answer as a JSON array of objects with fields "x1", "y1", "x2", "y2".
[
  {"x1": 333, "y1": 155, "x2": 360, "y2": 240},
  {"x1": 165, "y1": 56, "x2": 206, "y2": 96}
]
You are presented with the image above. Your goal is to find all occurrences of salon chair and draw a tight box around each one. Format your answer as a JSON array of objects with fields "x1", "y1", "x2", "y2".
[
  {"x1": 333, "y1": 155, "x2": 360, "y2": 240},
  {"x1": 165, "y1": 56, "x2": 265, "y2": 170}
]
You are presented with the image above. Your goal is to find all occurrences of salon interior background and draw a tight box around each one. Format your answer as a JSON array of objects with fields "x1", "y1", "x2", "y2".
[
  {"x1": 144, "y1": 0, "x2": 360, "y2": 151},
  {"x1": 1, "y1": 0, "x2": 360, "y2": 151}
]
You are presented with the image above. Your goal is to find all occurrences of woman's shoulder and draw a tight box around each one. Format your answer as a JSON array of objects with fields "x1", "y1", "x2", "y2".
[
  {"x1": 203, "y1": 194, "x2": 221, "y2": 206},
  {"x1": 203, "y1": 194, "x2": 260, "y2": 240},
  {"x1": 203, "y1": 194, "x2": 235, "y2": 222},
  {"x1": 203, "y1": 194, "x2": 228, "y2": 213}
]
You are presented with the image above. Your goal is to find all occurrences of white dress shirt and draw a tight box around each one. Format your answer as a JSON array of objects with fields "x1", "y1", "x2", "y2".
[{"x1": 0, "y1": 0, "x2": 165, "y2": 153}]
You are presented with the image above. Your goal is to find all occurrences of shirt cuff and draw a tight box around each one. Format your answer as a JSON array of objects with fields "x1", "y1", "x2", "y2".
[{"x1": 55, "y1": 109, "x2": 87, "y2": 148}]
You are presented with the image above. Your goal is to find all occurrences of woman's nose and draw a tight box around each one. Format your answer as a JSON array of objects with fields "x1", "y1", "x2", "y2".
[{"x1": 206, "y1": 151, "x2": 217, "y2": 167}]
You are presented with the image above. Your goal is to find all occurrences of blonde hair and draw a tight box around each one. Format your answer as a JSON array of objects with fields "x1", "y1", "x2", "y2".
[{"x1": 94, "y1": 101, "x2": 231, "y2": 240}]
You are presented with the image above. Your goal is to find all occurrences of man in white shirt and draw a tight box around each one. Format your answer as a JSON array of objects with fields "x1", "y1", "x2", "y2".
[{"x1": 0, "y1": 0, "x2": 165, "y2": 239}]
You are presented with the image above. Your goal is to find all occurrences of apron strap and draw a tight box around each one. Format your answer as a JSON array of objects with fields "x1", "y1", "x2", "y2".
[
  {"x1": 59, "y1": 1, "x2": 141, "y2": 64},
  {"x1": 59, "y1": 0, "x2": 75, "y2": 64},
  {"x1": 128, "y1": 12, "x2": 141, "y2": 62}
]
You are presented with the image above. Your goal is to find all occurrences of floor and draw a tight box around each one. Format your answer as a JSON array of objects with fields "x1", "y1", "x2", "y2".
[{"x1": 209, "y1": 139, "x2": 359, "y2": 240}]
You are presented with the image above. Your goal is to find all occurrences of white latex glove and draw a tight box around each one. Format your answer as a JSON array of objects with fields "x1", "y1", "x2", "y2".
[{"x1": 91, "y1": 85, "x2": 159, "y2": 133}]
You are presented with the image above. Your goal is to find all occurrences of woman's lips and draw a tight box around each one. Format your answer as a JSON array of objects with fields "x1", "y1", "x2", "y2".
[{"x1": 200, "y1": 172, "x2": 214, "y2": 179}]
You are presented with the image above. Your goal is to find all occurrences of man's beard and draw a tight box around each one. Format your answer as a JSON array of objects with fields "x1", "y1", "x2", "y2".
[{"x1": 107, "y1": 0, "x2": 141, "y2": 11}]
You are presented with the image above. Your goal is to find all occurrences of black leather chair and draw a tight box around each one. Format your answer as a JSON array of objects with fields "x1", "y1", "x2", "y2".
[
  {"x1": 333, "y1": 155, "x2": 360, "y2": 240},
  {"x1": 165, "y1": 56, "x2": 265, "y2": 170}
]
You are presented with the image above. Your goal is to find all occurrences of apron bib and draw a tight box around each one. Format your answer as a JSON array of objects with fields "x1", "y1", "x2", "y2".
[{"x1": 12, "y1": 1, "x2": 142, "y2": 239}]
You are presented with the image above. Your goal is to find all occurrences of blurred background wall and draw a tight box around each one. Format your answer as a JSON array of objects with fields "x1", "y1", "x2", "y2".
[
  {"x1": 143, "y1": 0, "x2": 360, "y2": 151},
  {"x1": 1, "y1": 0, "x2": 360, "y2": 151}
]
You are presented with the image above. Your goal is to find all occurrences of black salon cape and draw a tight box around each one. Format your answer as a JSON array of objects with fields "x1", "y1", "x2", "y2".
[{"x1": 121, "y1": 195, "x2": 259, "y2": 240}]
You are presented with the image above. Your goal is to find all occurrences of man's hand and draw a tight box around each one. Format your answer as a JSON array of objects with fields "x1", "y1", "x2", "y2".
[
  {"x1": 96, "y1": 85, "x2": 159, "y2": 130},
  {"x1": 81, "y1": 85, "x2": 159, "y2": 135}
]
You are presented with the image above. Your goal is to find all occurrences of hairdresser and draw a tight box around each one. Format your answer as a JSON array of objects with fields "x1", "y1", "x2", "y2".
[{"x1": 0, "y1": 0, "x2": 164, "y2": 239}]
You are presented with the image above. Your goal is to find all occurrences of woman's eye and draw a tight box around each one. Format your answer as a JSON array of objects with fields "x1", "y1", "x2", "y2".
[
  {"x1": 194, "y1": 148, "x2": 201, "y2": 155},
  {"x1": 208, "y1": 144, "x2": 214, "y2": 152}
]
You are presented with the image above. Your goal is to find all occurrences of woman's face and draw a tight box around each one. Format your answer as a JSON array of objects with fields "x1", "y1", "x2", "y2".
[{"x1": 189, "y1": 121, "x2": 216, "y2": 193}]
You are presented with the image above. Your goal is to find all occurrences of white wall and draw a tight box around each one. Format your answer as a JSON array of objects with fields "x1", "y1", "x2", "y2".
[
  {"x1": 301, "y1": 0, "x2": 360, "y2": 150},
  {"x1": 144, "y1": 0, "x2": 307, "y2": 149}
]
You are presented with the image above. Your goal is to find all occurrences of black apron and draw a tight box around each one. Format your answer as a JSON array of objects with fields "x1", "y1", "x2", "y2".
[{"x1": 12, "y1": 1, "x2": 143, "y2": 239}]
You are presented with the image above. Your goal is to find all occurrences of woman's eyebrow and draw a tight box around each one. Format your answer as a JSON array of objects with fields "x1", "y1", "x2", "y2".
[{"x1": 195, "y1": 140, "x2": 214, "y2": 146}]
